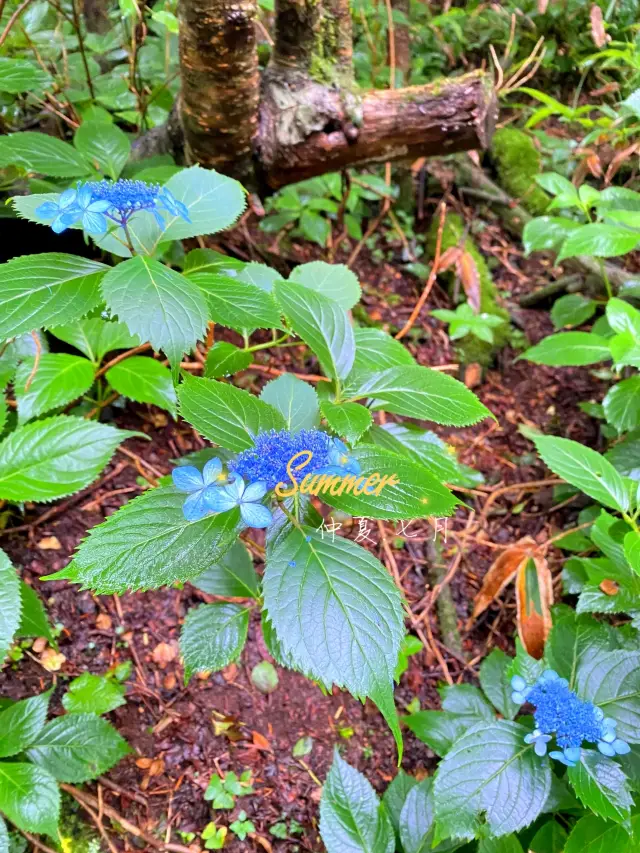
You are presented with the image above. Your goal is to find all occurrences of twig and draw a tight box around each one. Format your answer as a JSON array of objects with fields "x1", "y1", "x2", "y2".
[
  {"x1": 84, "y1": 391, "x2": 119, "y2": 420},
  {"x1": 117, "y1": 445, "x2": 164, "y2": 480},
  {"x1": 0, "y1": 0, "x2": 34, "y2": 47},
  {"x1": 249, "y1": 363, "x2": 330, "y2": 383},
  {"x1": 18, "y1": 831, "x2": 58, "y2": 853},
  {"x1": 395, "y1": 201, "x2": 447, "y2": 340},
  {"x1": 70, "y1": 0, "x2": 95, "y2": 99},
  {"x1": 23, "y1": 330, "x2": 42, "y2": 392},
  {"x1": 478, "y1": 477, "x2": 562, "y2": 527},
  {"x1": 94, "y1": 342, "x2": 153, "y2": 379}
]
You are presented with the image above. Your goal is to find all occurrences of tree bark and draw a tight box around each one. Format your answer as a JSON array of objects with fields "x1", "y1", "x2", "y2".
[
  {"x1": 258, "y1": 70, "x2": 497, "y2": 189},
  {"x1": 271, "y1": 0, "x2": 324, "y2": 73},
  {"x1": 178, "y1": 0, "x2": 260, "y2": 182}
]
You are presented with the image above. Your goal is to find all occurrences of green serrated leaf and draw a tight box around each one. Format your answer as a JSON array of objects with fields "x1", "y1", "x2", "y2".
[
  {"x1": 178, "y1": 374, "x2": 285, "y2": 451},
  {"x1": 551, "y1": 294, "x2": 596, "y2": 330},
  {"x1": 0, "y1": 253, "x2": 107, "y2": 340},
  {"x1": 319, "y1": 750, "x2": 394, "y2": 853},
  {"x1": 545, "y1": 607, "x2": 617, "y2": 688},
  {"x1": 557, "y1": 224, "x2": 640, "y2": 262},
  {"x1": 348, "y1": 365, "x2": 491, "y2": 427},
  {"x1": 180, "y1": 603, "x2": 249, "y2": 681},
  {"x1": 26, "y1": 714, "x2": 130, "y2": 783},
  {"x1": 479, "y1": 648, "x2": 520, "y2": 720},
  {"x1": 0, "y1": 763, "x2": 60, "y2": 838},
  {"x1": 0, "y1": 58, "x2": 51, "y2": 94},
  {"x1": 529, "y1": 820, "x2": 567, "y2": 853},
  {"x1": 524, "y1": 332, "x2": 611, "y2": 366},
  {"x1": 101, "y1": 256, "x2": 208, "y2": 369},
  {"x1": 74, "y1": 120, "x2": 130, "y2": 179},
  {"x1": 50, "y1": 318, "x2": 140, "y2": 363},
  {"x1": 190, "y1": 273, "x2": 283, "y2": 333},
  {"x1": 289, "y1": 262, "x2": 361, "y2": 310},
  {"x1": 352, "y1": 328, "x2": 415, "y2": 372},
  {"x1": 531, "y1": 434, "x2": 629, "y2": 512},
  {"x1": 433, "y1": 721, "x2": 551, "y2": 841},
  {"x1": 17, "y1": 581, "x2": 54, "y2": 644},
  {"x1": 0, "y1": 550, "x2": 20, "y2": 664},
  {"x1": 383, "y1": 771, "x2": 416, "y2": 837},
  {"x1": 62, "y1": 672, "x2": 126, "y2": 715},
  {"x1": 237, "y1": 263, "x2": 281, "y2": 292},
  {"x1": 603, "y1": 376, "x2": 640, "y2": 432},
  {"x1": 399, "y1": 778, "x2": 437, "y2": 853},
  {"x1": 522, "y1": 216, "x2": 582, "y2": 255},
  {"x1": 564, "y1": 813, "x2": 640, "y2": 853},
  {"x1": 192, "y1": 540, "x2": 259, "y2": 598},
  {"x1": 275, "y1": 280, "x2": 355, "y2": 380},
  {"x1": 0, "y1": 132, "x2": 91, "y2": 177},
  {"x1": 52, "y1": 485, "x2": 241, "y2": 593},
  {"x1": 107, "y1": 356, "x2": 177, "y2": 416},
  {"x1": 260, "y1": 374, "x2": 320, "y2": 432},
  {"x1": 0, "y1": 416, "x2": 136, "y2": 503},
  {"x1": 576, "y1": 649, "x2": 640, "y2": 743},
  {"x1": 567, "y1": 749, "x2": 633, "y2": 824},
  {"x1": 0, "y1": 692, "x2": 50, "y2": 758},
  {"x1": 320, "y1": 401, "x2": 372, "y2": 444},
  {"x1": 404, "y1": 710, "x2": 470, "y2": 757},
  {"x1": 183, "y1": 248, "x2": 245, "y2": 277},
  {"x1": 204, "y1": 343, "x2": 252, "y2": 378},
  {"x1": 15, "y1": 354, "x2": 95, "y2": 423}
]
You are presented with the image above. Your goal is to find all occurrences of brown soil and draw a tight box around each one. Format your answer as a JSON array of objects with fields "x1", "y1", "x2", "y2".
[{"x1": 0, "y1": 212, "x2": 607, "y2": 853}]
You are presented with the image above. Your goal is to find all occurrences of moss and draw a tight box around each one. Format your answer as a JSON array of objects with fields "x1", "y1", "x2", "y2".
[
  {"x1": 427, "y1": 212, "x2": 509, "y2": 365},
  {"x1": 57, "y1": 796, "x2": 103, "y2": 853},
  {"x1": 491, "y1": 128, "x2": 550, "y2": 216}
]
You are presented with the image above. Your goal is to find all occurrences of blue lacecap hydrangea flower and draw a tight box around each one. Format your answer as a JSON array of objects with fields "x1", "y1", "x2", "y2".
[
  {"x1": 229, "y1": 429, "x2": 360, "y2": 491},
  {"x1": 36, "y1": 179, "x2": 190, "y2": 236},
  {"x1": 510, "y1": 670, "x2": 630, "y2": 766},
  {"x1": 172, "y1": 429, "x2": 360, "y2": 527}
]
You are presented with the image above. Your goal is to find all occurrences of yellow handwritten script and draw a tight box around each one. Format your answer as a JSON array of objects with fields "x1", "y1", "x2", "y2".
[{"x1": 274, "y1": 451, "x2": 400, "y2": 498}]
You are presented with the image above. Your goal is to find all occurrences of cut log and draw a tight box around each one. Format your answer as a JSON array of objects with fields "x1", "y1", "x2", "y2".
[{"x1": 258, "y1": 70, "x2": 497, "y2": 189}]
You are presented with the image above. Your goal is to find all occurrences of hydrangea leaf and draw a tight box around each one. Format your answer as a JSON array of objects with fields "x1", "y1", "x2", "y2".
[
  {"x1": 73, "y1": 119, "x2": 131, "y2": 180},
  {"x1": 101, "y1": 256, "x2": 208, "y2": 369},
  {"x1": 192, "y1": 540, "x2": 259, "y2": 598},
  {"x1": 433, "y1": 721, "x2": 552, "y2": 841},
  {"x1": 320, "y1": 401, "x2": 372, "y2": 444},
  {"x1": 0, "y1": 253, "x2": 107, "y2": 340},
  {"x1": 49, "y1": 485, "x2": 241, "y2": 593},
  {"x1": 178, "y1": 374, "x2": 286, "y2": 451},
  {"x1": 319, "y1": 750, "x2": 394, "y2": 853},
  {"x1": 382, "y1": 772, "x2": 417, "y2": 838},
  {"x1": 351, "y1": 328, "x2": 415, "y2": 372},
  {"x1": 545, "y1": 606, "x2": 618, "y2": 688},
  {"x1": 180, "y1": 603, "x2": 249, "y2": 681},
  {"x1": 205, "y1": 342, "x2": 253, "y2": 379},
  {"x1": 260, "y1": 374, "x2": 320, "y2": 433},
  {"x1": 0, "y1": 550, "x2": 20, "y2": 665},
  {"x1": 17, "y1": 582, "x2": 54, "y2": 644},
  {"x1": 26, "y1": 714, "x2": 131, "y2": 783},
  {"x1": 479, "y1": 649, "x2": 520, "y2": 720},
  {"x1": 404, "y1": 710, "x2": 471, "y2": 757},
  {"x1": 0, "y1": 416, "x2": 137, "y2": 503},
  {"x1": 567, "y1": 749, "x2": 633, "y2": 824},
  {"x1": 159, "y1": 166, "x2": 246, "y2": 243},
  {"x1": 398, "y1": 778, "x2": 437, "y2": 853},
  {"x1": 523, "y1": 332, "x2": 611, "y2": 366},
  {"x1": 575, "y1": 650, "x2": 640, "y2": 743},
  {"x1": 564, "y1": 814, "x2": 640, "y2": 853},
  {"x1": 106, "y1": 356, "x2": 177, "y2": 416},
  {"x1": 0, "y1": 132, "x2": 91, "y2": 177},
  {"x1": 50, "y1": 318, "x2": 140, "y2": 363},
  {"x1": 15, "y1": 354, "x2": 95, "y2": 423},
  {"x1": 62, "y1": 673, "x2": 126, "y2": 715},
  {"x1": 190, "y1": 273, "x2": 283, "y2": 333},
  {"x1": 289, "y1": 261, "x2": 361, "y2": 310}
]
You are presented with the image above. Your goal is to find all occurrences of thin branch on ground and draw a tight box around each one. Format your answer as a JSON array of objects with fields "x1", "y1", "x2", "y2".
[{"x1": 0, "y1": 0, "x2": 35, "y2": 47}]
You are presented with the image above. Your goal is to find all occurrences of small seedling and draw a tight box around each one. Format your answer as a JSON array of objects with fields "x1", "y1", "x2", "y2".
[
  {"x1": 201, "y1": 822, "x2": 227, "y2": 850},
  {"x1": 204, "y1": 770, "x2": 254, "y2": 809},
  {"x1": 229, "y1": 811, "x2": 255, "y2": 841},
  {"x1": 292, "y1": 735, "x2": 313, "y2": 757}
]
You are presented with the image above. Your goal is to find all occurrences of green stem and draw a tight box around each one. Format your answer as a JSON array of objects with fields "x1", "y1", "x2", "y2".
[
  {"x1": 623, "y1": 512, "x2": 640, "y2": 534},
  {"x1": 599, "y1": 258, "x2": 613, "y2": 300},
  {"x1": 244, "y1": 334, "x2": 292, "y2": 352},
  {"x1": 122, "y1": 222, "x2": 136, "y2": 256}
]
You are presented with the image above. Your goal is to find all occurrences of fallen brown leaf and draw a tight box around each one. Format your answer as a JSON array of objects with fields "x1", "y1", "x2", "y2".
[
  {"x1": 470, "y1": 539, "x2": 535, "y2": 622},
  {"x1": 37, "y1": 536, "x2": 61, "y2": 550},
  {"x1": 40, "y1": 648, "x2": 66, "y2": 672},
  {"x1": 590, "y1": 4, "x2": 609, "y2": 48},
  {"x1": 457, "y1": 251, "x2": 481, "y2": 311},
  {"x1": 151, "y1": 641, "x2": 178, "y2": 668},
  {"x1": 96, "y1": 613, "x2": 112, "y2": 631},
  {"x1": 600, "y1": 579, "x2": 619, "y2": 596},
  {"x1": 464, "y1": 363, "x2": 482, "y2": 389},
  {"x1": 32, "y1": 637, "x2": 47, "y2": 654},
  {"x1": 516, "y1": 555, "x2": 553, "y2": 659},
  {"x1": 252, "y1": 731, "x2": 272, "y2": 751}
]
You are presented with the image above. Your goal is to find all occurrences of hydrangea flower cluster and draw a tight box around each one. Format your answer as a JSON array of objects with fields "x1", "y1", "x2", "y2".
[
  {"x1": 510, "y1": 670, "x2": 630, "y2": 766},
  {"x1": 172, "y1": 430, "x2": 360, "y2": 528},
  {"x1": 229, "y1": 429, "x2": 360, "y2": 490},
  {"x1": 36, "y1": 179, "x2": 190, "y2": 235}
]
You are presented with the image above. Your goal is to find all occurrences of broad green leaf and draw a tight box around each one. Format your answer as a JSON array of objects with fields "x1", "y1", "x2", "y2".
[
  {"x1": 609, "y1": 331, "x2": 640, "y2": 369},
  {"x1": 348, "y1": 365, "x2": 491, "y2": 426},
  {"x1": 289, "y1": 262, "x2": 361, "y2": 310},
  {"x1": 160, "y1": 166, "x2": 246, "y2": 242},
  {"x1": 190, "y1": 273, "x2": 283, "y2": 333},
  {"x1": 576, "y1": 649, "x2": 640, "y2": 743},
  {"x1": 404, "y1": 710, "x2": 470, "y2": 757},
  {"x1": 74, "y1": 120, "x2": 131, "y2": 179},
  {"x1": 524, "y1": 332, "x2": 611, "y2": 366},
  {"x1": 50, "y1": 485, "x2": 241, "y2": 594},
  {"x1": 624, "y1": 530, "x2": 640, "y2": 576},
  {"x1": 17, "y1": 582, "x2": 54, "y2": 644},
  {"x1": 192, "y1": 541, "x2": 259, "y2": 598},
  {"x1": 14, "y1": 354, "x2": 95, "y2": 423},
  {"x1": 534, "y1": 172, "x2": 577, "y2": 197},
  {"x1": 320, "y1": 401, "x2": 372, "y2": 444},
  {"x1": 178, "y1": 374, "x2": 285, "y2": 451},
  {"x1": 319, "y1": 751, "x2": 394, "y2": 853},
  {"x1": 551, "y1": 294, "x2": 596, "y2": 329},
  {"x1": 440, "y1": 683, "x2": 494, "y2": 718},
  {"x1": 263, "y1": 529, "x2": 403, "y2": 751},
  {"x1": 478, "y1": 838, "x2": 523, "y2": 853},
  {"x1": 433, "y1": 721, "x2": 551, "y2": 840},
  {"x1": 545, "y1": 607, "x2": 616, "y2": 688},
  {"x1": 237, "y1": 262, "x2": 281, "y2": 291},
  {"x1": 522, "y1": 216, "x2": 581, "y2": 255},
  {"x1": 352, "y1": 328, "x2": 415, "y2": 372},
  {"x1": 0, "y1": 59, "x2": 51, "y2": 93},
  {"x1": 383, "y1": 772, "x2": 416, "y2": 837},
  {"x1": 557, "y1": 224, "x2": 640, "y2": 261},
  {"x1": 0, "y1": 551, "x2": 20, "y2": 663},
  {"x1": 183, "y1": 248, "x2": 245, "y2": 277},
  {"x1": 607, "y1": 427, "x2": 640, "y2": 479},
  {"x1": 26, "y1": 714, "x2": 130, "y2": 783},
  {"x1": 567, "y1": 749, "x2": 633, "y2": 824},
  {"x1": 606, "y1": 297, "x2": 640, "y2": 338},
  {"x1": 479, "y1": 648, "x2": 519, "y2": 720},
  {"x1": 0, "y1": 132, "x2": 91, "y2": 177},
  {"x1": 311, "y1": 445, "x2": 459, "y2": 520},
  {"x1": 275, "y1": 280, "x2": 355, "y2": 380},
  {"x1": 529, "y1": 820, "x2": 567, "y2": 853},
  {"x1": 367, "y1": 423, "x2": 483, "y2": 488},
  {"x1": 62, "y1": 673, "x2": 126, "y2": 715},
  {"x1": 530, "y1": 434, "x2": 629, "y2": 512},
  {"x1": 0, "y1": 692, "x2": 50, "y2": 758},
  {"x1": 0, "y1": 763, "x2": 59, "y2": 838},
  {"x1": 180, "y1": 603, "x2": 249, "y2": 681},
  {"x1": 205, "y1": 342, "x2": 252, "y2": 378},
  {"x1": 299, "y1": 209, "x2": 330, "y2": 246},
  {"x1": 399, "y1": 779, "x2": 437, "y2": 853},
  {"x1": 50, "y1": 318, "x2": 140, "y2": 363},
  {"x1": 260, "y1": 374, "x2": 319, "y2": 432},
  {"x1": 507, "y1": 637, "x2": 545, "y2": 685},
  {"x1": 0, "y1": 416, "x2": 136, "y2": 503},
  {"x1": 603, "y1": 376, "x2": 640, "y2": 431},
  {"x1": 101, "y1": 256, "x2": 208, "y2": 368},
  {"x1": 106, "y1": 356, "x2": 177, "y2": 416},
  {"x1": 564, "y1": 814, "x2": 640, "y2": 853},
  {"x1": 0, "y1": 253, "x2": 107, "y2": 340}
]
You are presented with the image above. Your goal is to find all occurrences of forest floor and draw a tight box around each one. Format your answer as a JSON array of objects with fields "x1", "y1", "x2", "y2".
[{"x1": 0, "y1": 205, "x2": 607, "y2": 852}]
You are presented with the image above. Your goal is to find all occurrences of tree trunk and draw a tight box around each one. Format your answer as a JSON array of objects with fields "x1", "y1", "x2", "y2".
[
  {"x1": 271, "y1": 0, "x2": 324, "y2": 73},
  {"x1": 178, "y1": 0, "x2": 260, "y2": 182},
  {"x1": 258, "y1": 71, "x2": 496, "y2": 189}
]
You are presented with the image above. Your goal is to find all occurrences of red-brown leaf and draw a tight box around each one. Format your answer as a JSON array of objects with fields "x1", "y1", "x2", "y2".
[
  {"x1": 516, "y1": 555, "x2": 553, "y2": 659},
  {"x1": 457, "y1": 251, "x2": 481, "y2": 312},
  {"x1": 470, "y1": 543, "x2": 533, "y2": 621},
  {"x1": 590, "y1": 5, "x2": 608, "y2": 48}
]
